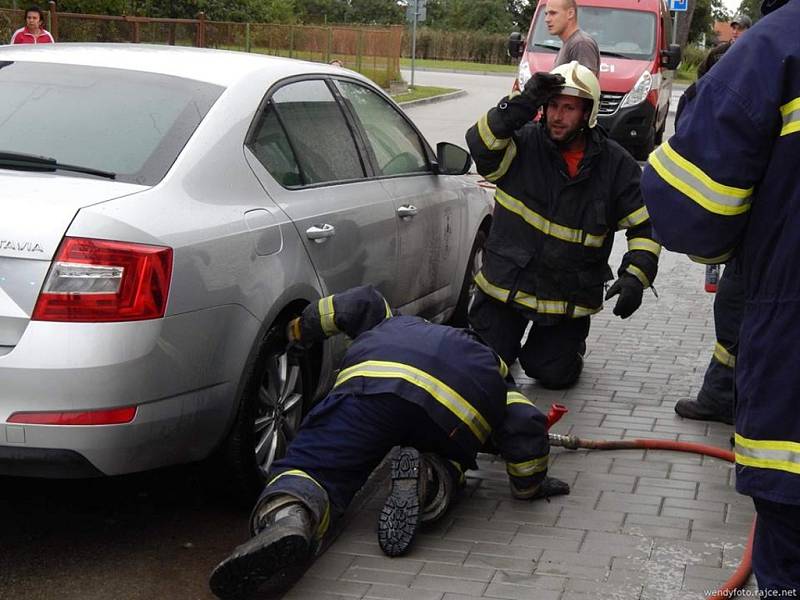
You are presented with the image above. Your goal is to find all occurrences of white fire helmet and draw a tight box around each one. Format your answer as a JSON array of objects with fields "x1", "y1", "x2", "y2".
[{"x1": 550, "y1": 60, "x2": 601, "y2": 128}]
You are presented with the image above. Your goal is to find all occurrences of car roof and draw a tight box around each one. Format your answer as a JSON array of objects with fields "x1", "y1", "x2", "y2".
[{"x1": 0, "y1": 43, "x2": 356, "y2": 87}]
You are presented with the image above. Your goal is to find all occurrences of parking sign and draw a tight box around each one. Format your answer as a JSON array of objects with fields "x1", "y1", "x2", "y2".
[{"x1": 669, "y1": 0, "x2": 688, "y2": 11}]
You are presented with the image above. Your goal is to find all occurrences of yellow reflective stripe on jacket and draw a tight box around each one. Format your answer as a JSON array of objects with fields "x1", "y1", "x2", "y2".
[
  {"x1": 688, "y1": 248, "x2": 735, "y2": 265},
  {"x1": 478, "y1": 114, "x2": 511, "y2": 150},
  {"x1": 485, "y1": 141, "x2": 518, "y2": 182},
  {"x1": 494, "y1": 188, "x2": 607, "y2": 247},
  {"x1": 267, "y1": 469, "x2": 331, "y2": 539},
  {"x1": 507, "y1": 390, "x2": 535, "y2": 406},
  {"x1": 648, "y1": 141, "x2": 753, "y2": 216},
  {"x1": 506, "y1": 455, "x2": 549, "y2": 477},
  {"x1": 497, "y1": 356, "x2": 509, "y2": 378},
  {"x1": 734, "y1": 434, "x2": 800, "y2": 476},
  {"x1": 334, "y1": 360, "x2": 491, "y2": 443},
  {"x1": 383, "y1": 299, "x2": 393, "y2": 320},
  {"x1": 475, "y1": 272, "x2": 601, "y2": 318},
  {"x1": 628, "y1": 237, "x2": 662, "y2": 257},
  {"x1": 318, "y1": 295, "x2": 338, "y2": 337},
  {"x1": 713, "y1": 342, "x2": 736, "y2": 368},
  {"x1": 617, "y1": 206, "x2": 650, "y2": 229},
  {"x1": 780, "y1": 97, "x2": 800, "y2": 137},
  {"x1": 625, "y1": 264, "x2": 651, "y2": 288},
  {"x1": 449, "y1": 460, "x2": 466, "y2": 484}
]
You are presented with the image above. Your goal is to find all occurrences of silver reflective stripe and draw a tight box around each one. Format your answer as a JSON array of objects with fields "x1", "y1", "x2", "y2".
[
  {"x1": 647, "y1": 141, "x2": 753, "y2": 216},
  {"x1": 735, "y1": 434, "x2": 800, "y2": 476},
  {"x1": 507, "y1": 455, "x2": 549, "y2": 477},
  {"x1": 713, "y1": 342, "x2": 735, "y2": 368},
  {"x1": 478, "y1": 114, "x2": 511, "y2": 150},
  {"x1": 335, "y1": 360, "x2": 491, "y2": 443},
  {"x1": 494, "y1": 188, "x2": 607, "y2": 247},
  {"x1": 780, "y1": 97, "x2": 800, "y2": 137},
  {"x1": 617, "y1": 206, "x2": 650, "y2": 229},
  {"x1": 318, "y1": 295, "x2": 338, "y2": 337}
]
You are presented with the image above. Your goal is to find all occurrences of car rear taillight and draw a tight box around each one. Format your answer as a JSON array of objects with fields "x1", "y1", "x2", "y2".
[
  {"x1": 32, "y1": 237, "x2": 173, "y2": 322},
  {"x1": 7, "y1": 406, "x2": 137, "y2": 425}
]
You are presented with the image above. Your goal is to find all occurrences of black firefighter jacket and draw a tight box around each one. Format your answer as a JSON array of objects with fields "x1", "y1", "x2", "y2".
[{"x1": 466, "y1": 96, "x2": 660, "y2": 325}]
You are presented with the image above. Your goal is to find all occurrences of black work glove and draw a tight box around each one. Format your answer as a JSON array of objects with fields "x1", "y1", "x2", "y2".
[
  {"x1": 494, "y1": 72, "x2": 566, "y2": 134},
  {"x1": 605, "y1": 274, "x2": 644, "y2": 319},
  {"x1": 521, "y1": 72, "x2": 565, "y2": 111}
]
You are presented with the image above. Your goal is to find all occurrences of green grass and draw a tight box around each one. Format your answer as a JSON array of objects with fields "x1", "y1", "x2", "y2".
[
  {"x1": 391, "y1": 85, "x2": 458, "y2": 103},
  {"x1": 400, "y1": 57, "x2": 516, "y2": 74},
  {"x1": 676, "y1": 66, "x2": 698, "y2": 82}
]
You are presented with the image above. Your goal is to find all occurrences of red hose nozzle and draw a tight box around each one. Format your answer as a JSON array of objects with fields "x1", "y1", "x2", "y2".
[{"x1": 546, "y1": 403, "x2": 568, "y2": 430}]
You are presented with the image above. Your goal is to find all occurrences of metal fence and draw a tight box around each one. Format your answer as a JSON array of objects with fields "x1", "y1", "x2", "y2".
[{"x1": 0, "y1": 3, "x2": 402, "y2": 87}]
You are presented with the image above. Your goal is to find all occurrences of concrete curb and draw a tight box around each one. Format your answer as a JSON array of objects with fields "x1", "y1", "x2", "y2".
[{"x1": 397, "y1": 88, "x2": 467, "y2": 108}]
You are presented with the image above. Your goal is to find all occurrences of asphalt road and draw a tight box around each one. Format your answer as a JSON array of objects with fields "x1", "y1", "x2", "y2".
[{"x1": 0, "y1": 71, "x2": 684, "y2": 600}]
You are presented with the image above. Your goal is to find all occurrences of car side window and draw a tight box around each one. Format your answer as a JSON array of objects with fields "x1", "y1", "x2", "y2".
[
  {"x1": 334, "y1": 80, "x2": 429, "y2": 177},
  {"x1": 270, "y1": 79, "x2": 365, "y2": 185},
  {"x1": 247, "y1": 103, "x2": 303, "y2": 187}
]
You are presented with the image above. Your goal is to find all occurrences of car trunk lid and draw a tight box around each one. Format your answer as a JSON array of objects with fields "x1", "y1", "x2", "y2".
[{"x1": 0, "y1": 171, "x2": 146, "y2": 352}]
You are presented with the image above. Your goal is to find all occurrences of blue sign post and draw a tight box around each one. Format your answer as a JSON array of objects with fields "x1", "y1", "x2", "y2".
[{"x1": 668, "y1": 0, "x2": 687, "y2": 45}]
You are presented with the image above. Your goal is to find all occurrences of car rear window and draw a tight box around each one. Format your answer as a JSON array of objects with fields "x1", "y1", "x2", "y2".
[{"x1": 0, "y1": 61, "x2": 223, "y2": 185}]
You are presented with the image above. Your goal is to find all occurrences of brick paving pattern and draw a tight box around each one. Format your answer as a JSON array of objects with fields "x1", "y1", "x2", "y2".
[{"x1": 283, "y1": 238, "x2": 755, "y2": 600}]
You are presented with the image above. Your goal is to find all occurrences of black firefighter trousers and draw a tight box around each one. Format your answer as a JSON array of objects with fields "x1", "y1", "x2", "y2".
[{"x1": 469, "y1": 290, "x2": 589, "y2": 390}]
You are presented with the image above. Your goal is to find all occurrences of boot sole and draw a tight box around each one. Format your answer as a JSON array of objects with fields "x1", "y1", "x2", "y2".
[
  {"x1": 378, "y1": 447, "x2": 421, "y2": 557},
  {"x1": 209, "y1": 533, "x2": 309, "y2": 599}
]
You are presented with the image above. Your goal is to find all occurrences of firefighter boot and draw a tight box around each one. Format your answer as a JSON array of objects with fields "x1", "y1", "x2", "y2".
[
  {"x1": 209, "y1": 495, "x2": 315, "y2": 599},
  {"x1": 674, "y1": 398, "x2": 734, "y2": 425},
  {"x1": 378, "y1": 447, "x2": 427, "y2": 557},
  {"x1": 420, "y1": 454, "x2": 465, "y2": 525},
  {"x1": 510, "y1": 476, "x2": 571, "y2": 501}
]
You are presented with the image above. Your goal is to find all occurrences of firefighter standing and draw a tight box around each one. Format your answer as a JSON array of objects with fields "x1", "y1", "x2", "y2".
[
  {"x1": 208, "y1": 286, "x2": 569, "y2": 599},
  {"x1": 641, "y1": 0, "x2": 800, "y2": 590},
  {"x1": 466, "y1": 62, "x2": 660, "y2": 390}
]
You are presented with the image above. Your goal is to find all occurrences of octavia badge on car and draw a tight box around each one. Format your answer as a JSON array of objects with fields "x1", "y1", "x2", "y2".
[{"x1": 0, "y1": 240, "x2": 45, "y2": 253}]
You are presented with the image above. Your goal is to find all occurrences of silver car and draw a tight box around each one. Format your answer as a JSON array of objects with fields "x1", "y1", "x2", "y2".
[{"x1": 0, "y1": 44, "x2": 491, "y2": 490}]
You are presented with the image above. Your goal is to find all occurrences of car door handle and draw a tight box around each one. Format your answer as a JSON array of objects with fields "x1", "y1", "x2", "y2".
[
  {"x1": 306, "y1": 224, "x2": 336, "y2": 243},
  {"x1": 397, "y1": 205, "x2": 418, "y2": 219}
]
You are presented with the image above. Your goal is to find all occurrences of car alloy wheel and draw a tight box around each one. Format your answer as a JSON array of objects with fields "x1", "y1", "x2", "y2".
[{"x1": 253, "y1": 349, "x2": 305, "y2": 478}]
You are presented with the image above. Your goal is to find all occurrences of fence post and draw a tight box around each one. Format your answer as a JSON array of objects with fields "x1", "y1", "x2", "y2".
[
  {"x1": 48, "y1": 1, "x2": 57, "y2": 40},
  {"x1": 326, "y1": 26, "x2": 332, "y2": 63},
  {"x1": 356, "y1": 29, "x2": 364, "y2": 72},
  {"x1": 289, "y1": 26, "x2": 294, "y2": 59},
  {"x1": 245, "y1": 22, "x2": 251, "y2": 52},
  {"x1": 195, "y1": 11, "x2": 205, "y2": 47}
]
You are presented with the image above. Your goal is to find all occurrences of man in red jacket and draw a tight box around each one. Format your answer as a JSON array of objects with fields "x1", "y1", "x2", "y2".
[{"x1": 9, "y1": 6, "x2": 54, "y2": 44}]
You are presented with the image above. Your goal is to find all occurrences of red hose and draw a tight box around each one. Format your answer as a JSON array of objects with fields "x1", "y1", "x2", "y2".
[{"x1": 548, "y1": 433, "x2": 755, "y2": 598}]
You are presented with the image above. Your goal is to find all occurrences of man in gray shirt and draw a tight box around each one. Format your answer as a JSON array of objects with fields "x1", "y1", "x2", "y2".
[{"x1": 546, "y1": 0, "x2": 600, "y2": 76}]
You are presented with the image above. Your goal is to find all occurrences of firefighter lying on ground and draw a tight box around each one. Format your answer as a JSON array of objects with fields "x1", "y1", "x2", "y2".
[
  {"x1": 466, "y1": 61, "x2": 660, "y2": 390},
  {"x1": 209, "y1": 285, "x2": 569, "y2": 599}
]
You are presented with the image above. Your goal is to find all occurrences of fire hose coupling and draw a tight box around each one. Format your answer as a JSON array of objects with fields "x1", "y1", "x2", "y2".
[
  {"x1": 548, "y1": 433, "x2": 581, "y2": 449},
  {"x1": 545, "y1": 403, "x2": 569, "y2": 430}
]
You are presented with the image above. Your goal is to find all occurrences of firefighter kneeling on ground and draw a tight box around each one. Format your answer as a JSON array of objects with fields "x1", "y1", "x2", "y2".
[
  {"x1": 208, "y1": 285, "x2": 569, "y2": 600},
  {"x1": 466, "y1": 62, "x2": 660, "y2": 389}
]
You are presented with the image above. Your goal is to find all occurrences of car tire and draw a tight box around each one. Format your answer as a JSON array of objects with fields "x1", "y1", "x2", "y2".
[
  {"x1": 222, "y1": 317, "x2": 315, "y2": 500},
  {"x1": 449, "y1": 227, "x2": 487, "y2": 327}
]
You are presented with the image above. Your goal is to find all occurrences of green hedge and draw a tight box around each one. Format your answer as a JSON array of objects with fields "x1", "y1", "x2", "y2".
[{"x1": 402, "y1": 27, "x2": 514, "y2": 65}]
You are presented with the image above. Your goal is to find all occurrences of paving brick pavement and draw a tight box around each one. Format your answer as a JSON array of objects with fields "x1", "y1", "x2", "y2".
[{"x1": 281, "y1": 238, "x2": 756, "y2": 600}]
